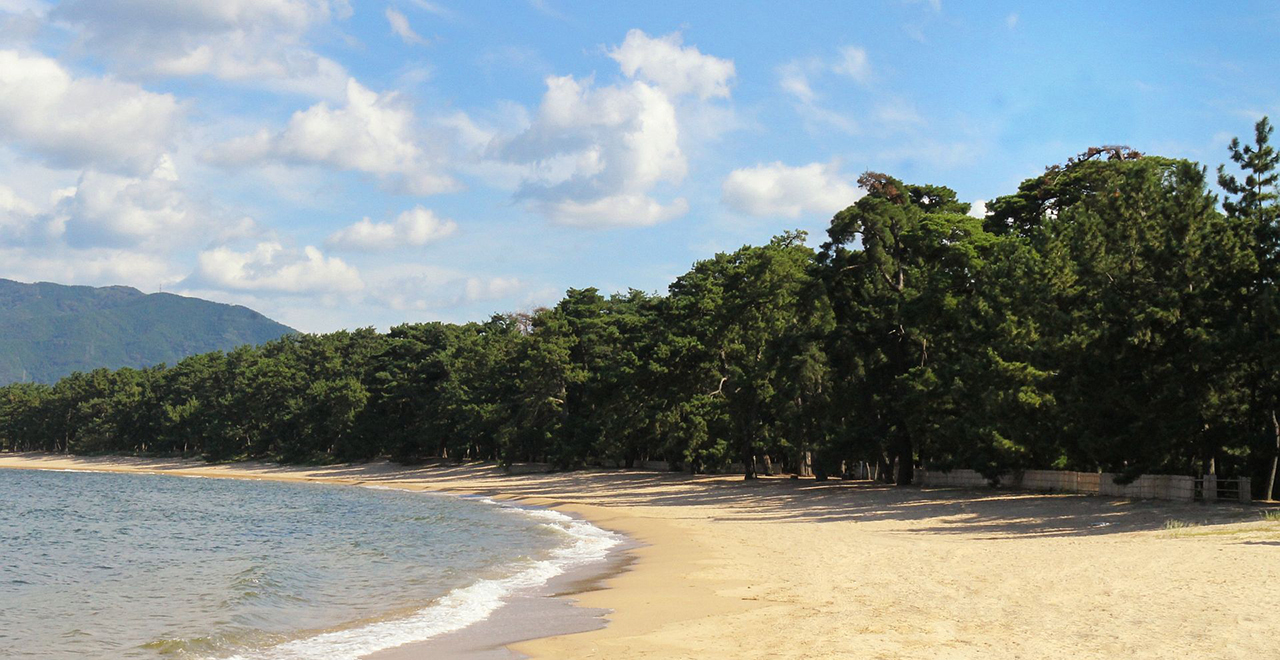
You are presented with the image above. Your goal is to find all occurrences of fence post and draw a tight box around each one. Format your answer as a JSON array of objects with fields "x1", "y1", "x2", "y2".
[
  {"x1": 1239, "y1": 477, "x2": 1252, "y2": 504},
  {"x1": 1202, "y1": 474, "x2": 1217, "y2": 502}
]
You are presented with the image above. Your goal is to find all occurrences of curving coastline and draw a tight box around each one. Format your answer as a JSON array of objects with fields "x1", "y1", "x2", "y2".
[
  {"x1": 0, "y1": 454, "x2": 635, "y2": 660},
  {"x1": 2, "y1": 453, "x2": 1279, "y2": 659}
]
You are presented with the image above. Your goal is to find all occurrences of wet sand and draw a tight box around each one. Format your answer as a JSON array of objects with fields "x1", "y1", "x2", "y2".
[
  {"x1": 2, "y1": 453, "x2": 1278, "y2": 660},
  {"x1": 366, "y1": 550, "x2": 633, "y2": 660}
]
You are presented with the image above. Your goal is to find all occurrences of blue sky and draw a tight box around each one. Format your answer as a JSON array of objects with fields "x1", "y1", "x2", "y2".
[{"x1": 0, "y1": 1, "x2": 1276, "y2": 332}]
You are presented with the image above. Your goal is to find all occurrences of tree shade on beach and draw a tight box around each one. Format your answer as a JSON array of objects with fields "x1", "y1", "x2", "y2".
[{"x1": 2, "y1": 121, "x2": 1278, "y2": 499}]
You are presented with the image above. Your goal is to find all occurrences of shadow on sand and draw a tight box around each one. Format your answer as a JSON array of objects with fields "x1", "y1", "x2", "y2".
[{"x1": 7, "y1": 452, "x2": 1265, "y2": 541}]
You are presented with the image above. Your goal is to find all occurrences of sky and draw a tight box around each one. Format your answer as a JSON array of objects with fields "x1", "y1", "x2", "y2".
[{"x1": 0, "y1": 1, "x2": 1277, "y2": 332}]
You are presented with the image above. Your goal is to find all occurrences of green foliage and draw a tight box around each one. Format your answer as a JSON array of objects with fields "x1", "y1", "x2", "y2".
[
  {"x1": 2, "y1": 124, "x2": 1277, "y2": 497},
  {"x1": 818, "y1": 175, "x2": 1045, "y2": 483},
  {"x1": 1218, "y1": 118, "x2": 1280, "y2": 500},
  {"x1": 998, "y1": 156, "x2": 1250, "y2": 480},
  {"x1": 1218, "y1": 118, "x2": 1279, "y2": 228},
  {"x1": 0, "y1": 279, "x2": 295, "y2": 386},
  {"x1": 659, "y1": 231, "x2": 825, "y2": 477}
]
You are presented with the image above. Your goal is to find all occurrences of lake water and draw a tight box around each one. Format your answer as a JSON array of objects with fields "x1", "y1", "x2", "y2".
[{"x1": 0, "y1": 469, "x2": 620, "y2": 659}]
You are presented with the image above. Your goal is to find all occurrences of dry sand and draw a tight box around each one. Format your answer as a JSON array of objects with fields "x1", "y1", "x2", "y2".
[{"x1": 2, "y1": 453, "x2": 1277, "y2": 660}]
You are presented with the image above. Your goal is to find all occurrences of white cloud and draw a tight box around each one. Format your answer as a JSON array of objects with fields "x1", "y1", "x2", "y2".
[
  {"x1": 365, "y1": 263, "x2": 523, "y2": 312},
  {"x1": 800, "y1": 103, "x2": 859, "y2": 135},
  {"x1": 464, "y1": 275, "x2": 522, "y2": 302},
  {"x1": 833, "y1": 46, "x2": 871, "y2": 84},
  {"x1": 407, "y1": 0, "x2": 453, "y2": 17},
  {"x1": 0, "y1": 0, "x2": 47, "y2": 12},
  {"x1": 607, "y1": 29, "x2": 735, "y2": 100},
  {"x1": 1006, "y1": 13, "x2": 1019, "y2": 29},
  {"x1": 483, "y1": 30, "x2": 735, "y2": 227},
  {"x1": 499, "y1": 73, "x2": 687, "y2": 226},
  {"x1": 0, "y1": 246, "x2": 179, "y2": 289},
  {"x1": 0, "y1": 184, "x2": 38, "y2": 241},
  {"x1": 778, "y1": 59, "x2": 817, "y2": 104},
  {"x1": 874, "y1": 98, "x2": 925, "y2": 128},
  {"x1": 326, "y1": 205, "x2": 456, "y2": 250},
  {"x1": 535, "y1": 194, "x2": 689, "y2": 228},
  {"x1": 968, "y1": 199, "x2": 987, "y2": 218},
  {"x1": 0, "y1": 184, "x2": 36, "y2": 216},
  {"x1": 0, "y1": 2, "x2": 44, "y2": 44},
  {"x1": 777, "y1": 46, "x2": 925, "y2": 137},
  {"x1": 0, "y1": 50, "x2": 183, "y2": 174},
  {"x1": 207, "y1": 79, "x2": 455, "y2": 195},
  {"x1": 386, "y1": 8, "x2": 427, "y2": 46},
  {"x1": 722, "y1": 161, "x2": 862, "y2": 218},
  {"x1": 516, "y1": 74, "x2": 685, "y2": 186},
  {"x1": 777, "y1": 57, "x2": 858, "y2": 135},
  {"x1": 191, "y1": 242, "x2": 362, "y2": 294},
  {"x1": 51, "y1": 0, "x2": 351, "y2": 99},
  {"x1": 526, "y1": 0, "x2": 566, "y2": 20},
  {"x1": 215, "y1": 216, "x2": 266, "y2": 243},
  {"x1": 55, "y1": 0, "x2": 345, "y2": 31},
  {"x1": 0, "y1": 154, "x2": 243, "y2": 251},
  {"x1": 150, "y1": 38, "x2": 348, "y2": 99},
  {"x1": 47, "y1": 155, "x2": 204, "y2": 249}
]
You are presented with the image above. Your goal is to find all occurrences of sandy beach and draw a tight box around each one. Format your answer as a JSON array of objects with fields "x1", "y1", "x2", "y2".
[{"x1": 1, "y1": 453, "x2": 1277, "y2": 660}]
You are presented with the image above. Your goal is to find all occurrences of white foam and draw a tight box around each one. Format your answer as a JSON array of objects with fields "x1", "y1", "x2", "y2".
[{"x1": 220, "y1": 498, "x2": 622, "y2": 660}]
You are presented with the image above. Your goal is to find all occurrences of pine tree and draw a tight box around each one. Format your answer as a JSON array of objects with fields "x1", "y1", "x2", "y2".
[{"x1": 1220, "y1": 117, "x2": 1280, "y2": 500}]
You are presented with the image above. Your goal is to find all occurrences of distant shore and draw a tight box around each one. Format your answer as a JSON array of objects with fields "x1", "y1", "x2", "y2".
[{"x1": 2, "y1": 453, "x2": 1278, "y2": 659}]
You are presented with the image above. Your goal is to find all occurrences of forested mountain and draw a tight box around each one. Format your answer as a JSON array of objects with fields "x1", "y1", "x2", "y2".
[
  {"x1": 0, "y1": 280, "x2": 295, "y2": 385},
  {"x1": 2, "y1": 120, "x2": 1277, "y2": 500}
]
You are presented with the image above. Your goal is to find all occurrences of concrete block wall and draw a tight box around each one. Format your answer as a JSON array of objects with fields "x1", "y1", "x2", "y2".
[
  {"x1": 1076, "y1": 472, "x2": 1101, "y2": 492},
  {"x1": 917, "y1": 468, "x2": 990, "y2": 488},
  {"x1": 1015, "y1": 470, "x2": 1083, "y2": 492},
  {"x1": 1097, "y1": 473, "x2": 1195, "y2": 502},
  {"x1": 918, "y1": 468, "x2": 1201, "y2": 503}
]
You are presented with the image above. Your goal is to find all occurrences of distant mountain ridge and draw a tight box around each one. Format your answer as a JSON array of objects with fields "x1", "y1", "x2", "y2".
[{"x1": 0, "y1": 279, "x2": 295, "y2": 385}]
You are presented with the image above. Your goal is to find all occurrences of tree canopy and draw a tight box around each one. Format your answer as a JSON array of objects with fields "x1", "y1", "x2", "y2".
[{"x1": 3, "y1": 122, "x2": 1278, "y2": 499}]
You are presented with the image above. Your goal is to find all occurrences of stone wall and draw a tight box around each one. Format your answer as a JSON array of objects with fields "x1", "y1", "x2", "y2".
[{"x1": 917, "y1": 468, "x2": 1251, "y2": 504}]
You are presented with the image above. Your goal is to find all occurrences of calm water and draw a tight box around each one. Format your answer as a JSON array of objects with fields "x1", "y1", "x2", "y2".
[{"x1": 0, "y1": 469, "x2": 619, "y2": 659}]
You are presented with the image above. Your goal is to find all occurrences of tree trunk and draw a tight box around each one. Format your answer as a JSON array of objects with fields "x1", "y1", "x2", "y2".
[
  {"x1": 895, "y1": 452, "x2": 913, "y2": 485},
  {"x1": 1267, "y1": 408, "x2": 1279, "y2": 502},
  {"x1": 878, "y1": 455, "x2": 894, "y2": 483},
  {"x1": 894, "y1": 437, "x2": 914, "y2": 486}
]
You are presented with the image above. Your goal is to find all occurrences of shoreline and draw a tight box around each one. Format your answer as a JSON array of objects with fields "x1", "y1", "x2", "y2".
[
  {"x1": 3, "y1": 452, "x2": 1280, "y2": 659},
  {"x1": 365, "y1": 544, "x2": 635, "y2": 660},
  {"x1": 0, "y1": 454, "x2": 645, "y2": 660}
]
